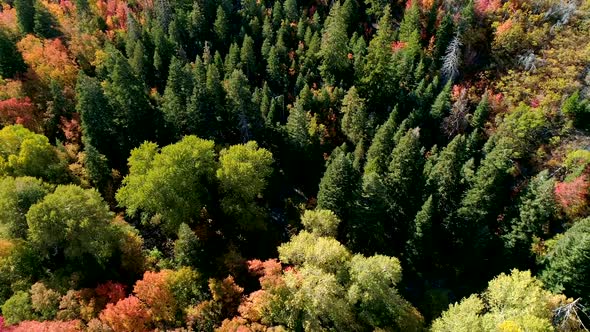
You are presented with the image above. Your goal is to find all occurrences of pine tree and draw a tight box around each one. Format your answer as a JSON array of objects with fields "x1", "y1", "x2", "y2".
[
  {"x1": 0, "y1": 30, "x2": 26, "y2": 78},
  {"x1": 398, "y1": 0, "x2": 420, "y2": 43},
  {"x1": 317, "y1": 146, "x2": 361, "y2": 232},
  {"x1": 319, "y1": 1, "x2": 349, "y2": 85},
  {"x1": 341, "y1": 86, "x2": 368, "y2": 145},
  {"x1": 283, "y1": 0, "x2": 298, "y2": 23},
  {"x1": 385, "y1": 128, "x2": 425, "y2": 253},
  {"x1": 174, "y1": 223, "x2": 204, "y2": 268},
  {"x1": 76, "y1": 73, "x2": 118, "y2": 167},
  {"x1": 240, "y1": 35, "x2": 256, "y2": 77},
  {"x1": 430, "y1": 81, "x2": 452, "y2": 120},
  {"x1": 224, "y1": 43, "x2": 241, "y2": 79},
  {"x1": 364, "y1": 107, "x2": 398, "y2": 176},
  {"x1": 15, "y1": 0, "x2": 35, "y2": 34},
  {"x1": 33, "y1": 1, "x2": 59, "y2": 38},
  {"x1": 161, "y1": 57, "x2": 193, "y2": 136},
  {"x1": 214, "y1": 6, "x2": 229, "y2": 48},
  {"x1": 286, "y1": 98, "x2": 310, "y2": 149}
]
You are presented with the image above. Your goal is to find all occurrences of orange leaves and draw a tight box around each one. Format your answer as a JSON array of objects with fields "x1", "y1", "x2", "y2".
[
  {"x1": 95, "y1": 0, "x2": 127, "y2": 32},
  {"x1": 6, "y1": 320, "x2": 85, "y2": 332},
  {"x1": 16, "y1": 35, "x2": 78, "y2": 89},
  {"x1": 99, "y1": 296, "x2": 151, "y2": 332},
  {"x1": 475, "y1": 0, "x2": 501, "y2": 15},
  {"x1": 391, "y1": 41, "x2": 407, "y2": 53},
  {"x1": 0, "y1": 5, "x2": 18, "y2": 33},
  {"x1": 133, "y1": 270, "x2": 176, "y2": 324}
]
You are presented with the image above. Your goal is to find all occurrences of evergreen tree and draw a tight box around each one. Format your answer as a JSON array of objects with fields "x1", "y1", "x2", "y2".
[
  {"x1": 174, "y1": 223, "x2": 204, "y2": 268},
  {"x1": 76, "y1": 73, "x2": 118, "y2": 167},
  {"x1": 398, "y1": 0, "x2": 420, "y2": 44},
  {"x1": 317, "y1": 146, "x2": 360, "y2": 231},
  {"x1": 33, "y1": 1, "x2": 59, "y2": 38},
  {"x1": 161, "y1": 57, "x2": 193, "y2": 136},
  {"x1": 15, "y1": 0, "x2": 35, "y2": 34},
  {"x1": 364, "y1": 107, "x2": 398, "y2": 176},
  {"x1": 214, "y1": 6, "x2": 229, "y2": 48},
  {"x1": 319, "y1": 1, "x2": 349, "y2": 85},
  {"x1": 240, "y1": 35, "x2": 256, "y2": 77},
  {"x1": 341, "y1": 86, "x2": 368, "y2": 146},
  {"x1": 283, "y1": 0, "x2": 298, "y2": 23},
  {"x1": 0, "y1": 30, "x2": 26, "y2": 78},
  {"x1": 385, "y1": 128, "x2": 425, "y2": 253},
  {"x1": 542, "y1": 217, "x2": 590, "y2": 298}
]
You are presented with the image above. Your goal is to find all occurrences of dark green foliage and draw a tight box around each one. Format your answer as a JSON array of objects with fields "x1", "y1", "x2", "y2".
[
  {"x1": 14, "y1": 0, "x2": 35, "y2": 34},
  {"x1": 0, "y1": 30, "x2": 26, "y2": 79},
  {"x1": 503, "y1": 171, "x2": 557, "y2": 262},
  {"x1": 541, "y1": 217, "x2": 590, "y2": 298},
  {"x1": 76, "y1": 73, "x2": 118, "y2": 167},
  {"x1": 385, "y1": 128, "x2": 425, "y2": 252},
  {"x1": 161, "y1": 56, "x2": 193, "y2": 136},
  {"x1": 0, "y1": 176, "x2": 50, "y2": 239},
  {"x1": 174, "y1": 223, "x2": 203, "y2": 268},
  {"x1": 33, "y1": 1, "x2": 60, "y2": 38},
  {"x1": 562, "y1": 91, "x2": 590, "y2": 131},
  {"x1": 317, "y1": 146, "x2": 360, "y2": 229}
]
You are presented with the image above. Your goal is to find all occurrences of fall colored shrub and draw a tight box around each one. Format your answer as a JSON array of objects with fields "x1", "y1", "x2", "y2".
[
  {"x1": 554, "y1": 175, "x2": 589, "y2": 219},
  {"x1": 99, "y1": 296, "x2": 150, "y2": 332}
]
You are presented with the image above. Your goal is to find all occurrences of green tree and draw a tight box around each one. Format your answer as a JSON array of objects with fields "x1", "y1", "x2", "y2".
[
  {"x1": 14, "y1": 0, "x2": 35, "y2": 34},
  {"x1": 432, "y1": 270, "x2": 565, "y2": 332},
  {"x1": 341, "y1": 86, "x2": 368, "y2": 146},
  {"x1": 0, "y1": 125, "x2": 66, "y2": 182},
  {"x1": 0, "y1": 176, "x2": 50, "y2": 239},
  {"x1": 503, "y1": 171, "x2": 557, "y2": 261},
  {"x1": 76, "y1": 73, "x2": 118, "y2": 166},
  {"x1": 299, "y1": 209, "x2": 339, "y2": 238},
  {"x1": 174, "y1": 223, "x2": 204, "y2": 269},
  {"x1": 116, "y1": 136, "x2": 217, "y2": 234},
  {"x1": 26, "y1": 185, "x2": 117, "y2": 264},
  {"x1": 385, "y1": 128, "x2": 425, "y2": 251},
  {"x1": 103, "y1": 50, "x2": 156, "y2": 156},
  {"x1": 1, "y1": 291, "x2": 34, "y2": 325},
  {"x1": 240, "y1": 35, "x2": 256, "y2": 77},
  {"x1": 0, "y1": 30, "x2": 26, "y2": 78},
  {"x1": 214, "y1": 5, "x2": 229, "y2": 47},
  {"x1": 363, "y1": 107, "x2": 398, "y2": 176},
  {"x1": 33, "y1": 0, "x2": 60, "y2": 38},
  {"x1": 541, "y1": 217, "x2": 590, "y2": 298},
  {"x1": 216, "y1": 141, "x2": 273, "y2": 230},
  {"x1": 30, "y1": 282, "x2": 60, "y2": 320},
  {"x1": 319, "y1": 1, "x2": 350, "y2": 84},
  {"x1": 317, "y1": 147, "x2": 360, "y2": 227},
  {"x1": 283, "y1": 0, "x2": 298, "y2": 22},
  {"x1": 161, "y1": 56, "x2": 193, "y2": 136},
  {"x1": 398, "y1": 0, "x2": 420, "y2": 43}
]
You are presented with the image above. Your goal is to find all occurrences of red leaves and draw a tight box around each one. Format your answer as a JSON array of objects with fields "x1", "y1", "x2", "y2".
[
  {"x1": 95, "y1": 281, "x2": 126, "y2": 305},
  {"x1": 99, "y1": 296, "x2": 151, "y2": 332},
  {"x1": 0, "y1": 97, "x2": 38, "y2": 129},
  {"x1": 391, "y1": 41, "x2": 407, "y2": 53},
  {"x1": 555, "y1": 175, "x2": 589, "y2": 218}
]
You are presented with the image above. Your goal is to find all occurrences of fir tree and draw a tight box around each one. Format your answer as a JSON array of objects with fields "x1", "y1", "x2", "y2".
[{"x1": 15, "y1": 0, "x2": 35, "y2": 34}]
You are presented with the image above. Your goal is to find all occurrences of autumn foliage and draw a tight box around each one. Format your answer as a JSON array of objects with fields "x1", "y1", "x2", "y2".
[{"x1": 555, "y1": 175, "x2": 589, "y2": 219}]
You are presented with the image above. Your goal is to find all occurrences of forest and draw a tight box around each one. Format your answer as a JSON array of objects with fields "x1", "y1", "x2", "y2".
[{"x1": 0, "y1": 0, "x2": 589, "y2": 330}]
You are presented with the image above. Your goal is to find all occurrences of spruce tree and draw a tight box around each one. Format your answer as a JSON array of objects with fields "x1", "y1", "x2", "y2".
[
  {"x1": 0, "y1": 30, "x2": 26, "y2": 79},
  {"x1": 319, "y1": 1, "x2": 349, "y2": 85},
  {"x1": 317, "y1": 146, "x2": 361, "y2": 234},
  {"x1": 15, "y1": 0, "x2": 35, "y2": 34},
  {"x1": 364, "y1": 107, "x2": 398, "y2": 176},
  {"x1": 341, "y1": 86, "x2": 368, "y2": 146},
  {"x1": 385, "y1": 128, "x2": 425, "y2": 253},
  {"x1": 162, "y1": 57, "x2": 193, "y2": 136}
]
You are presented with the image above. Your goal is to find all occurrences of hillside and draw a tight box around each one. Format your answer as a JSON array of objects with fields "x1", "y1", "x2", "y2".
[{"x1": 0, "y1": 0, "x2": 590, "y2": 330}]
